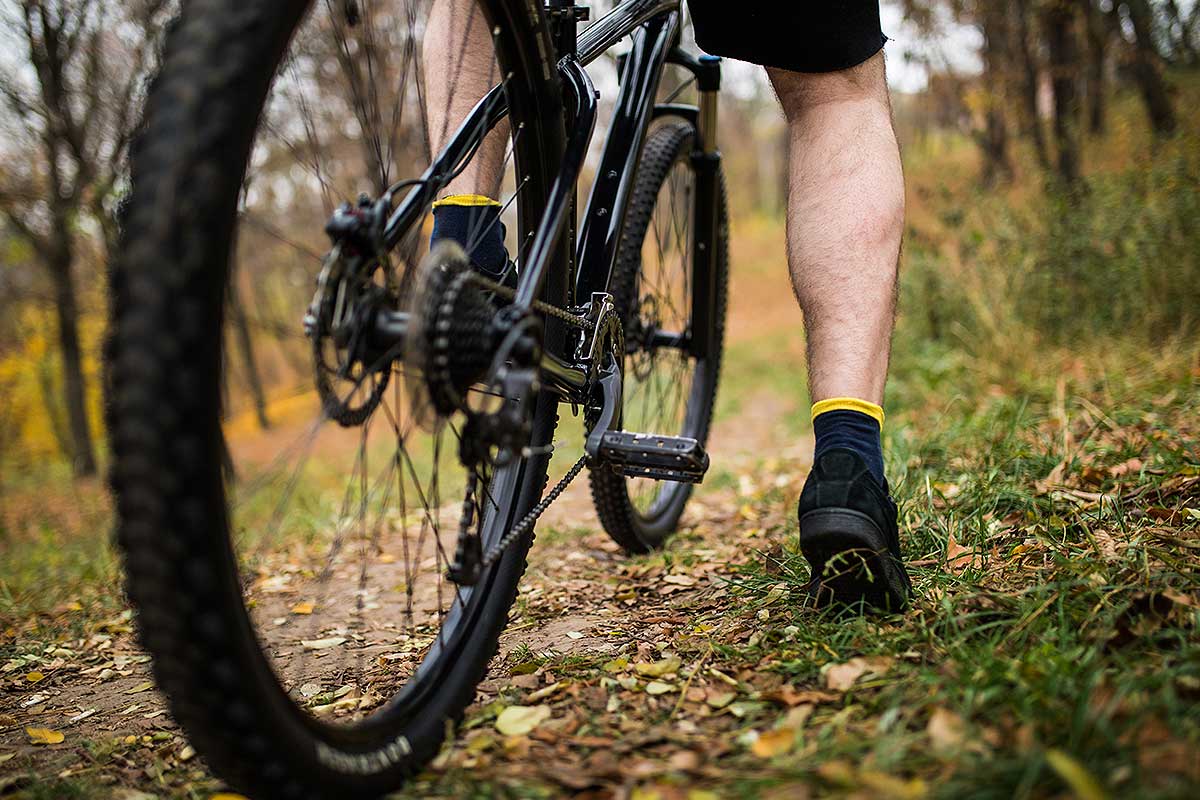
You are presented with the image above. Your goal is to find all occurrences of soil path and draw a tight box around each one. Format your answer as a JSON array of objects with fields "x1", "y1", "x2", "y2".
[{"x1": 1, "y1": 238, "x2": 825, "y2": 797}]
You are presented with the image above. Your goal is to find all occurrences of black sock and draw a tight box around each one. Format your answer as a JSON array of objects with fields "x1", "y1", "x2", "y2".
[
  {"x1": 812, "y1": 407, "x2": 885, "y2": 486},
  {"x1": 429, "y1": 196, "x2": 509, "y2": 282}
]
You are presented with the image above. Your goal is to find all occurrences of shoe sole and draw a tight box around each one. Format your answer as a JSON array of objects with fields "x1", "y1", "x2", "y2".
[{"x1": 799, "y1": 508, "x2": 912, "y2": 613}]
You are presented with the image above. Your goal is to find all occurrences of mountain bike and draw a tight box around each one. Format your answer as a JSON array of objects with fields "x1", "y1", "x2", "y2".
[{"x1": 108, "y1": 0, "x2": 726, "y2": 796}]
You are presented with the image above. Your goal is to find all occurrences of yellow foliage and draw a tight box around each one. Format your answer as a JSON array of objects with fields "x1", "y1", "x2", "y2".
[{"x1": 0, "y1": 306, "x2": 106, "y2": 467}]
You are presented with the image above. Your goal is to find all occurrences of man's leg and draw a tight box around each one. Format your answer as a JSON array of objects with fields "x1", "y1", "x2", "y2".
[
  {"x1": 769, "y1": 54, "x2": 912, "y2": 611},
  {"x1": 768, "y1": 54, "x2": 902, "y2": 412},
  {"x1": 422, "y1": 0, "x2": 511, "y2": 279}
]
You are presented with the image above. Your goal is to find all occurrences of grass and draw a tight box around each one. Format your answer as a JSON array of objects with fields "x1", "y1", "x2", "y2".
[
  {"x1": 390, "y1": 328, "x2": 1195, "y2": 800},
  {"x1": 717, "y1": 338, "x2": 1200, "y2": 799}
]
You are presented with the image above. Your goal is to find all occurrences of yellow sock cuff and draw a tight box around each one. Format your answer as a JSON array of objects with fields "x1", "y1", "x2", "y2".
[
  {"x1": 811, "y1": 397, "x2": 885, "y2": 428},
  {"x1": 432, "y1": 194, "x2": 502, "y2": 208}
]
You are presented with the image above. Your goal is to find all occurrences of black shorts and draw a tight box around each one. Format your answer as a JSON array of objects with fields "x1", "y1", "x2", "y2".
[{"x1": 688, "y1": 1, "x2": 885, "y2": 73}]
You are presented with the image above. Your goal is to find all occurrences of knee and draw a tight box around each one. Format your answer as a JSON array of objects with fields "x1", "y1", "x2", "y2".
[{"x1": 768, "y1": 51, "x2": 889, "y2": 123}]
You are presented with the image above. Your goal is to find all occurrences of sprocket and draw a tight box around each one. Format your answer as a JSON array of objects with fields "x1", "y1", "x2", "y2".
[{"x1": 404, "y1": 241, "x2": 501, "y2": 427}]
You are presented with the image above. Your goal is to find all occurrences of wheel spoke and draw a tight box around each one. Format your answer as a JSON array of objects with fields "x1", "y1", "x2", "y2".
[{"x1": 214, "y1": 0, "x2": 530, "y2": 726}]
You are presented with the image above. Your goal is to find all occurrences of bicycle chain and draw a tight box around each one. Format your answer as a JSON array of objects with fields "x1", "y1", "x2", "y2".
[
  {"x1": 462, "y1": 271, "x2": 596, "y2": 332},
  {"x1": 481, "y1": 453, "x2": 588, "y2": 569}
]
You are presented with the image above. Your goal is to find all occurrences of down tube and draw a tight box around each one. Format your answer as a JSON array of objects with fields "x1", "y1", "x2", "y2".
[{"x1": 574, "y1": 11, "x2": 680, "y2": 301}]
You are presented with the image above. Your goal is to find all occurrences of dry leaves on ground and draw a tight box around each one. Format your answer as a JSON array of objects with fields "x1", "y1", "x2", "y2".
[{"x1": 823, "y1": 656, "x2": 894, "y2": 692}]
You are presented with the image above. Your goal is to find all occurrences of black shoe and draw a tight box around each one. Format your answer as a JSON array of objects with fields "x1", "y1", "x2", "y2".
[{"x1": 798, "y1": 448, "x2": 912, "y2": 612}]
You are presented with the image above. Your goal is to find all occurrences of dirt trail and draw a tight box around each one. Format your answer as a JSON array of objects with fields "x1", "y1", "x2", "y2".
[
  {"x1": 1, "y1": 232, "x2": 822, "y2": 795},
  {"x1": 0, "y1": 388, "x2": 811, "y2": 798}
]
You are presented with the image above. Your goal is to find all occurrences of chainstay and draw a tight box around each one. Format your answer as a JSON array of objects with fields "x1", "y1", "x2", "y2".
[
  {"x1": 480, "y1": 454, "x2": 589, "y2": 568},
  {"x1": 463, "y1": 272, "x2": 595, "y2": 332}
]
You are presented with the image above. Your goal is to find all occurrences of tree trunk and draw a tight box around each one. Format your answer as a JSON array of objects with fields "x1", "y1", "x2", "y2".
[
  {"x1": 1124, "y1": 0, "x2": 1178, "y2": 135},
  {"x1": 35, "y1": 359, "x2": 72, "y2": 460},
  {"x1": 1044, "y1": 2, "x2": 1082, "y2": 187},
  {"x1": 229, "y1": 281, "x2": 270, "y2": 431},
  {"x1": 978, "y1": 110, "x2": 1013, "y2": 187},
  {"x1": 1085, "y1": 0, "x2": 1110, "y2": 134},
  {"x1": 978, "y1": 7, "x2": 1015, "y2": 185},
  {"x1": 1013, "y1": 1, "x2": 1052, "y2": 170},
  {"x1": 50, "y1": 250, "x2": 98, "y2": 476}
]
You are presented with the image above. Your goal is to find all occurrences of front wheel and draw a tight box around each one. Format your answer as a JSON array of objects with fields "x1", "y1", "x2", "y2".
[{"x1": 591, "y1": 122, "x2": 729, "y2": 553}]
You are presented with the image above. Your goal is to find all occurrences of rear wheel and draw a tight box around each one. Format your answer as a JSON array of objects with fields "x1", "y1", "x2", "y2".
[
  {"x1": 107, "y1": 1, "x2": 564, "y2": 797},
  {"x1": 591, "y1": 122, "x2": 729, "y2": 553}
]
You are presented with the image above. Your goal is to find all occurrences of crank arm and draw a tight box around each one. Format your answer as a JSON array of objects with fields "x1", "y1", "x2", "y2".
[{"x1": 584, "y1": 360, "x2": 623, "y2": 459}]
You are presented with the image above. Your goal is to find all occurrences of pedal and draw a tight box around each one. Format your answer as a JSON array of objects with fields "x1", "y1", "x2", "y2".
[{"x1": 598, "y1": 431, "x2": 710, "y2": 483}]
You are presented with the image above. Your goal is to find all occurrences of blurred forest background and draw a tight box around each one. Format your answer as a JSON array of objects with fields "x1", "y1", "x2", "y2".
[
  {"x1": 0, "y1": 0, "x2": 1197, "y2": 588},
  {"x1": 0, "y1": 2, "x2": 1197, "y2": 797}
]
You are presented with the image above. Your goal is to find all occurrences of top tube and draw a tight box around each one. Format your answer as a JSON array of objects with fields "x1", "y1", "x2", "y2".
[{"x1": 577, "y1": 0, "x2": 680, "y2": 65}]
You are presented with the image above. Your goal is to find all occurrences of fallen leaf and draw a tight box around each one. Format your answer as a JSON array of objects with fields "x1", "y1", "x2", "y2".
[
  {"x1": 662, "y1": 574, "x2": 696, "y2": 586},
  {"x1": 945, "y1": 532, "x2": 973, "y2": 574},
  {"x1": 25, "y1": 727, "x2": 64, "y2": 745},
  {"x1": 495, "y1": 704, "x2": 551, "y2": 736},
  {"x1": 66, "y1": 709, "x2": 97, "y2": 725},
  {"x1": 762, "y1": 584, "x2": 789, "y2": 605},
  {"x1": 669, "y1": 750, "x2": 702, "y2": 771},
  {"x1": 125, "y1": 681, "x2": 154, "y2": 694},
  {"x1": 25, "y1": 671, "x2": 44, "y2": 683},
  {"x1": 751, "y1": 727, "x2": 796, "y2": 758},
  {"x1": 0, "y1": 752, "x2": 14, "y2": 764},
  {"x1": 302, "y1": 637, "x2": 346, "y2": 650},
  {"x1": 635, "y1": 656, "x2": 681, "y2": 678},
  {"x1": 0, "y1": 714, "x2": 16, "y2": 727},
  {"x1": 1146, "y1": 507, "x2": 1181, "y2": 525},
  {"x1": 823, "y1": 656, "x2": 893, "y2": 692},
  {"x1": 644, "y1": 681, "x2": 675, "y2": 695},
  {"x1": 1035, "y1": 459, "x2": 1069, "y2": 494},
  {"x1": 926, "y1": 707, "x2": 967, "y2": 753},
  {"x1": 565, "y1": 631, "x2": 584, "y2": 640},
  {"x1": 858, "y1": 770, "x2": 928, "y2": 799},
  {"x1": 377, "y1": 553, "x2": 397, "y2": 564},
  {"x1": 782, "y1": 704, "x2": 814, "y2": 730},
  {"x1": 763, "y1": 685, "x2": 817, "y2": 707},
  {"x1": 703, "y1": 665, "x2": 736, "y2": 684},
  {"x1": 1108, "y1": 458, "x2": 1144, "y2": 478},
  {"x1": 1045, "y1": 749, "x2": 1108, "y2": 800},
  {"x1": 114, "y1": 791, "x2": 160, "y2": 800},
  {"x1": 527, "y1": 681, "x2": 567, "y2": 702},
  {"x1": 290, "y1": 601, "x2": 315, "y2": 615},
  {"x1": 706, "y1": 690, "x2": 736, "y2": 709}
]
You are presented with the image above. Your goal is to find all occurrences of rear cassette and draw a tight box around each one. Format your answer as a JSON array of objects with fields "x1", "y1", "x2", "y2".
[{"x1": 405, "y1": 241, "x2": 499, "y2": 426}]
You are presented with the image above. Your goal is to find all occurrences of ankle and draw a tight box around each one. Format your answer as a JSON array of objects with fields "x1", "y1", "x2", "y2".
[
  {"x1": 811, "y1": 398, "x2": 885, "y2": 485},
  {"x1": 430, "y1": 195, "x2": 507, "y2": 278}
]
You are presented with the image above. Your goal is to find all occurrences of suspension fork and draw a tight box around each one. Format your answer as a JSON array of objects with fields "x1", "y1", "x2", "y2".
[{"x1": 677, "y1": 52, "x2": 723, "y2": 361}]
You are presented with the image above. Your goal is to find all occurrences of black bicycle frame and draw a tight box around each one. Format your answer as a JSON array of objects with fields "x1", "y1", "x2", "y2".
[{"x1": 375, "y1": 0, "x2": 722, "y2": 401}]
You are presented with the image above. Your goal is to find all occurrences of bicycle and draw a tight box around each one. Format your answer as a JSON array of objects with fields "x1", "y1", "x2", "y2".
[{"x1": 108, "y1": 0, "x2": 727, "y2": 796}]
